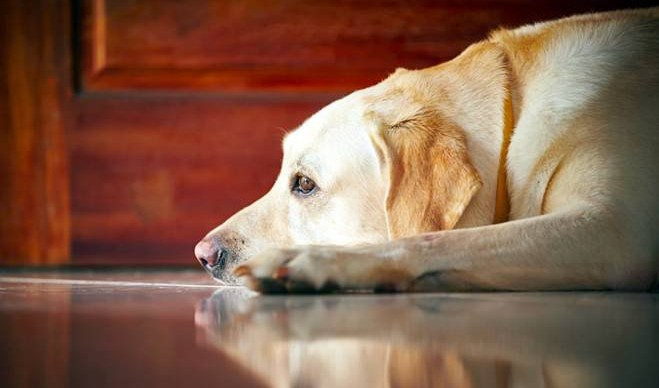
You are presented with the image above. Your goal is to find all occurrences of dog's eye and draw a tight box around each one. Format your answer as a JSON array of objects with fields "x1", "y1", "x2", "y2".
[{"x1": 293, "y1": 175, "x2": 316, "y2": 195}]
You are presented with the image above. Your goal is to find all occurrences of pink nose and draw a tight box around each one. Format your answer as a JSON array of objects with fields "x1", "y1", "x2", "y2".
[{"x1": 194, "y1": 237, "x2": 229, "y2": 270}]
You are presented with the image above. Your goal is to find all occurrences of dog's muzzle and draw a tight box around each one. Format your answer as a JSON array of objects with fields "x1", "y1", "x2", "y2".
[{"x1": 194, "y1": 236, "x2": 236, "y2": 282}]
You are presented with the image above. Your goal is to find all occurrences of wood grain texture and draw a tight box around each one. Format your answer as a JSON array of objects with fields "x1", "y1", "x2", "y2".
[
  {"x1": 72, "y1": 95, "x2": 328, "y2": 263},
  {"x1": 80, "y1": 0, "x2": 656, "y2": 93},
  {"x1": 0, "y1": 0, "x2": 72, "y2": 265}
]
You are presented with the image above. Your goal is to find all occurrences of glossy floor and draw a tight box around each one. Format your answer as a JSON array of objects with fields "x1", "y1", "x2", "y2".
[{"x1": 1, "y1": 269, "x2": 657, "y2": 388}]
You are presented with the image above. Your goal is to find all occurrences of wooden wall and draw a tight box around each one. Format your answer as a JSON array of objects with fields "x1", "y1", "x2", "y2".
[
  {"x1": 1, "y1": 0, "x2": 655, "y2": 265},
  {"x1": 0, "y1": 0, "x2": 72, "y2": 264}
]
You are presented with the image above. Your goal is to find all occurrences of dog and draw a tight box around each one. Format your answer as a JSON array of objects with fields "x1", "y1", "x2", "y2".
[{"x1": 195, "y1": 8, "x2": 659, "y2": 292}]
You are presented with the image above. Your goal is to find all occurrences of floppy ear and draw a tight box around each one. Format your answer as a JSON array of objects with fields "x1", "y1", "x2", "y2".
[
  {"x1": 372, "y1": 101, "x2": 482, "y2": 238},
  {"x1": 368, "y1": 43, "x2": 509, "y2": 238}
]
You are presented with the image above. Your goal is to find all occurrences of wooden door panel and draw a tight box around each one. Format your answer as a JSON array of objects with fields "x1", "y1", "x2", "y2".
[
  {"x1": 81, "y1": 0, "x2": 653, "y2": 93},
  {"x1": 72, "y1": 96, "x2": 326, "y2": 263}
]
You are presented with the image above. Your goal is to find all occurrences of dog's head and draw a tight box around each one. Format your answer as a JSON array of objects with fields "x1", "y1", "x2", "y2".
[{"x1": 195, "y1": 42, "x2": 512, "y2": 283}]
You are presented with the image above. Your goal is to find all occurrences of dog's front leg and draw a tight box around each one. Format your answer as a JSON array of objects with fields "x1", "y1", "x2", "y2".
[{"x1": 235, "y1": 206, "x2": 653, "y2": 293}]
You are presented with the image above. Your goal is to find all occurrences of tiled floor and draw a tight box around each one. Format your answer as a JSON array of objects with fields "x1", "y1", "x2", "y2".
[{"x1": 1, "y1": 269, "x2": 657, "y2": 388}]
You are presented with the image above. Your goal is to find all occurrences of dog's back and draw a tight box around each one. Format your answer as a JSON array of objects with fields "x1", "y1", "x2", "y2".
[{"x1": 493, "y1": 9, "x2": 659, "y2": 270}]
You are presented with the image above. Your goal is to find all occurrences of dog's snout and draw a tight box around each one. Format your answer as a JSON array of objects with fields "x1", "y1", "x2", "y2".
[{"x1": 195, "y1": 237, "x2": 229, "y2": 271}]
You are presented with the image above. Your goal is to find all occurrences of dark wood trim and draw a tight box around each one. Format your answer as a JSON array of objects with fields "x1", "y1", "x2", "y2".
[{"x1": 0, "y1": 0, "x2": 73, "y2": 264}]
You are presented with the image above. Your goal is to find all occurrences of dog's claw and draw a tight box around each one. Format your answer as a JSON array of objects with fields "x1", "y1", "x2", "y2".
[
  {"x1": 274, "y1": 266, "x2": 289, "y2": 280},
  {"x1": 233, "y1": 265, "x2": 252, "y2": 278},
  {"x1": 257, "y1": 278, "x2": 288, "y2": 294},
  {"x1": 318, "y1": 280, "x2": 341, "y2": 293},
  {"x1": 284, "y1": 280, "x2": 317, "y2": 293}
]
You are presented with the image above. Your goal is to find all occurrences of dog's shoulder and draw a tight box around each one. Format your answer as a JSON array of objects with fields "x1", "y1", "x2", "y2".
[{"x1": 489, "y1": 7, "x2": 659, "y2": 66}]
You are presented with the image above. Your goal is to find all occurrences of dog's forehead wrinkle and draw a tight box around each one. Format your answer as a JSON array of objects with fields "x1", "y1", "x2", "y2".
[
  {"x1": 282, "y1": 93, "x2": 377, "y2": 172},
  {"x1": 294, "y1": 156, "x2": 322, "y2": 178},
  {"x1": 292, "y1": 91, "x2": 370, "y2": 138}
]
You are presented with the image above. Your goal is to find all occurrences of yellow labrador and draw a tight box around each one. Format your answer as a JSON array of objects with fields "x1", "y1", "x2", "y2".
[{"x1": 195, "y1": 8, "x2": 659, "y2": 292}]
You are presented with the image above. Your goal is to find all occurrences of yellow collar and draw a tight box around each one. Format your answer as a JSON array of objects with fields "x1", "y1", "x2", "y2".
[{"x1": 493, "y1": 84, "x2": 514, "y2": 224}]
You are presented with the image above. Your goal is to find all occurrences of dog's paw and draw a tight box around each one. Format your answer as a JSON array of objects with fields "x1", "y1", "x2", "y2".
[
  {"x1": 234, "y1": 246, "x2": 415, "y2": 294},
  {"x1": 233, "y1": 246, "x2": 343, "y2": 293}
]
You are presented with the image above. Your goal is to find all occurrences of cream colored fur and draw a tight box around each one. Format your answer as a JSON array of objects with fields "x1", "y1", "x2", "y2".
[{"x1": 198, "y1": 8, "x2": 659, "y2": 292}]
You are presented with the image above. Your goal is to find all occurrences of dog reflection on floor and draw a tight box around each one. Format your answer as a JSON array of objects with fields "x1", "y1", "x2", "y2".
[{"x1": 195, "y1": 290, "x2": 658, "y2": 388}]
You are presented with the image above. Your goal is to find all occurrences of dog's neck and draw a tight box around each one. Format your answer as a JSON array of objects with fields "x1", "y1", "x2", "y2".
[
  {"x1": 448, "y1": 42, "x2": 516, "y2": 228},
  {"x1": 493, "y1": 81, "x2": 515, "y2": 223}
]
